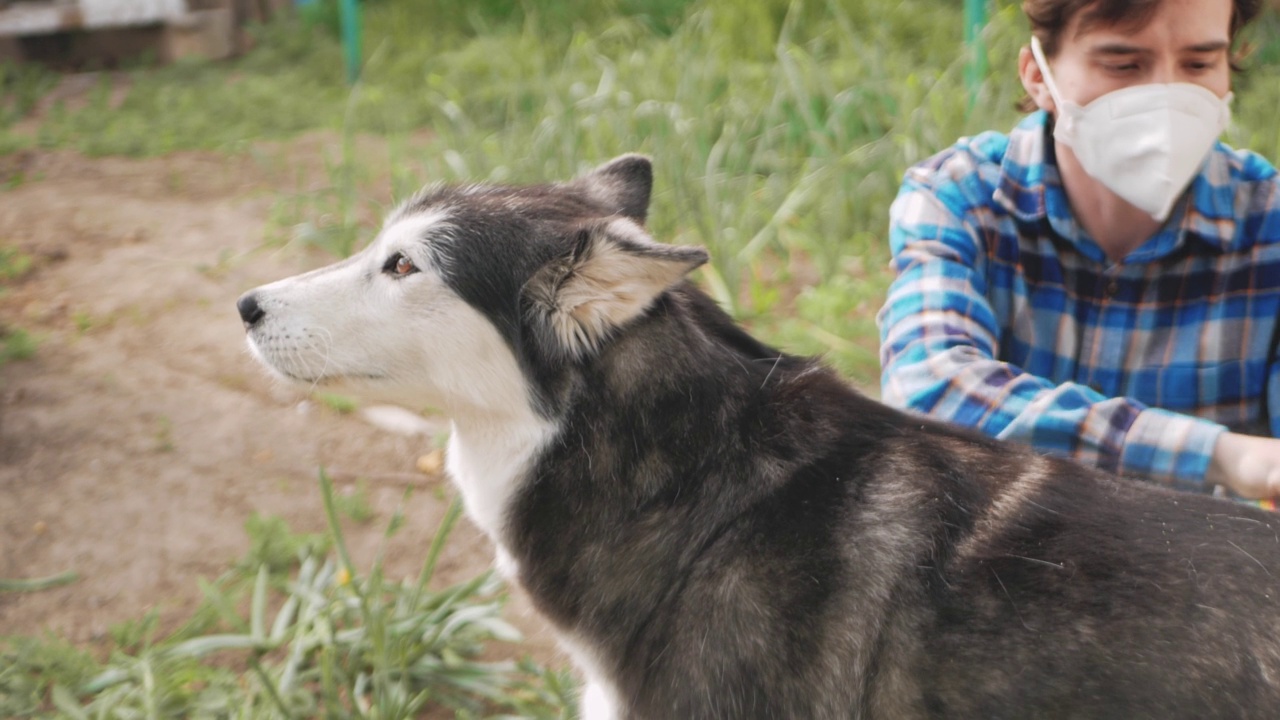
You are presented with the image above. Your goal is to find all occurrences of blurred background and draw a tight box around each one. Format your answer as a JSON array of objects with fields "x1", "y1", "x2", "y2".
[
  {"x1": 2, "y1": 0, "x2": 1278, "y2": 378},
  {"x1": 0, "y1": 1, "x2": 1277, "y2": 717}
]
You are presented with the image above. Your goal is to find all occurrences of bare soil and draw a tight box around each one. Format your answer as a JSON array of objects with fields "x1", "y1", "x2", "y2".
[{"x1": 0, "y1": 141, "x2": 561, "y2": 665}]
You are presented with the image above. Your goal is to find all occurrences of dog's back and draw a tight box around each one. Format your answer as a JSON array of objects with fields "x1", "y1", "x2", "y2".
[
  {"x1": 508, "y1": 274, "x2": 1280, "y2": 718},
  {"x1": 240, "y1": 156, "x2": 1280, "y2": 719}
]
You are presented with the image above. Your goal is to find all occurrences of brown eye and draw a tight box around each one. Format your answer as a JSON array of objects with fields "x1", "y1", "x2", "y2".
[{"x1": 383, "y1": 253, "x2": 418, "y2": 276}]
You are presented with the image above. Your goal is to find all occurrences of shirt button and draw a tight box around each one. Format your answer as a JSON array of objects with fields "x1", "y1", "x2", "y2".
[{"x1": 1105, "y1": 280, "x2": 1119, "y2": 297}]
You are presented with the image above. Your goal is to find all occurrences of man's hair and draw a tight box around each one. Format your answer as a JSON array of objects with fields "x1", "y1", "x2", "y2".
[
  {"x1": 1025, "y1": 0, "x2": 1262, "y2": 57},
  {"x1": 1017, "y1": 0, "x2": 1263, "y2": 110}
]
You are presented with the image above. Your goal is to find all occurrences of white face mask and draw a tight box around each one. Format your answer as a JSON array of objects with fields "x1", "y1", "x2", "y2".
[{"x1": 1030, "y1": 36, "x2": 1232, "y2": 221}]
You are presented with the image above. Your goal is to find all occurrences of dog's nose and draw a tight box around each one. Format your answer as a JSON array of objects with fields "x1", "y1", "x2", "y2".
[{"x1": 237, "y1": 292, "x2": 266, "y2": 328}]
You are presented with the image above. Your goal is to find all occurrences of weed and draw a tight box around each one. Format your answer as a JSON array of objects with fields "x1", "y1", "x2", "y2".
[
  {"x1": 0, "y1": 245, "x2": 32, "y2": 281},
  {"x1": 154, "y1": 415, "x2": 176, "y2": 452},
  {"x1": 1, "y1": 474, "x2": 573, "y2": 718},
  {"x1": 108, "y1": 610, "x2": 161, "y2": 654},
  {"x1": 315, "y1": 390, "x2": 359, "y2": 414},
  {"x1": 0, "y1": 570, "x2": 78, "y2": 593},
  {"x1": 195, "y1": 248, "x2": 236, "y2": 279},
  {"x1": 243, "y1": 511, "x2": 330, "y2": 573},
  {"x1": 0, "y1": 326, "x2": 36, "y2": 363},
  {"x1": 0, "y1": 634, "x2": 100, "y2": 717},
  {"x1": 71, "y1": 311, "x2": 95, "y2": 334},
  {"x1": 0, "y1": 60, "x2": 58, "y2": 126},
  {"x1": 336, "y1": 479, "x2": 375, "y2": 523}
]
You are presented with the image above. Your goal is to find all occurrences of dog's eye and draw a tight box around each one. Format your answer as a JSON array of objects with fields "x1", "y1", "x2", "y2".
[{"x1": 383, "y1": 253, "x2": 418, "y2": 277}]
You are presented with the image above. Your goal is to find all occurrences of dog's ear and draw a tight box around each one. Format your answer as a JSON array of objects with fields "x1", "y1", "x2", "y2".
[
  {"x1": 527, "y1": 218, "x2": 708, "y2": 358},
  {"x1": 574, "y1": 154, "x2": 653, "y2": 224}
]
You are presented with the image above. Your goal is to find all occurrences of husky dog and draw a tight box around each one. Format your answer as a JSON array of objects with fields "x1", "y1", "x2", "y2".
[{"x1": 238, "y1": 156, "x2": 1280, "y2": 719}]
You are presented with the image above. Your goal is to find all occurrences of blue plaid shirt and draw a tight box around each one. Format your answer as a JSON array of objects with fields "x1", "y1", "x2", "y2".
[{"x1": 877, "y1": 111, "x2": 1280, "y2": 493}]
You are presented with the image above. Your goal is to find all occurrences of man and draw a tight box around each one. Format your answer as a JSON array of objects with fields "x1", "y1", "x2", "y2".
[{"x1": 876, "y1": 0, "x2": 1280, "y2": 500}]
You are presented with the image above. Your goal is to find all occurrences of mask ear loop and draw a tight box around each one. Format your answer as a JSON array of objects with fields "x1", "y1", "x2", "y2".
[{"x1": 1029, "y1": 36, "x2": 1066, "y2": 111}]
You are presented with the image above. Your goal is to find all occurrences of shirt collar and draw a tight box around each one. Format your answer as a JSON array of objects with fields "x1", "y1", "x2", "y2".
[{"x1": 992, "y1": 110, "x2": 1240, "y2": 263}]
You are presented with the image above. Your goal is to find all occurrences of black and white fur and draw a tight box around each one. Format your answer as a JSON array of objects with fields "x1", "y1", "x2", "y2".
[{"x1": 239, "y1": 156, "x2": 1280, "y2": 719}]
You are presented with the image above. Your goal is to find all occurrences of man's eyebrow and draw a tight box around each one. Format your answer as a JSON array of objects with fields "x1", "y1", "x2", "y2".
[
  {"x1": 1087, "y1": 42, "x2": 1146, "y2": 56},
  {"x1": 1184, "y1": 40, "x2": 1231, "y2": 53},
  {"x1": 1087, "y1": 40, "x2": 1230, "y2": 56}
]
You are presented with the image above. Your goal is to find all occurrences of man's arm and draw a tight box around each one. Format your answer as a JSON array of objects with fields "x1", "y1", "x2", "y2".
[
  {"x1": 1210, "y1": 359, "x2": 1280, "y2": 500},
  {"x1": 1209, "y1": 433, "x2": 1280, "y2": 499},
  {"x1": 877, "y1": 173, "x2": 1228, "y2": 491}
]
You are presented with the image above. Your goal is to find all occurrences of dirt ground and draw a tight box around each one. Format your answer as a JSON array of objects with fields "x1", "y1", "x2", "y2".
[{"x1": 0, "y1": 140, "x2": 562, "y2": 665}]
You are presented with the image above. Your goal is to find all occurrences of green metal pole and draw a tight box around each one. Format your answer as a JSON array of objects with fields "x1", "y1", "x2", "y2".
[
  {"x1": 964, "y1": 0, "x2": 988, "y2": 106},
  {"x1": 339, "y1": 0, "x2": 362, "y2": 84}
]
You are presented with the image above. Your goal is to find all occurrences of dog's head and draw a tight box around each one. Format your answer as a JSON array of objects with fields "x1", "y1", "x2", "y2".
[{"x1": 237, "y1": 155, "x2": 708, "y2": 417}]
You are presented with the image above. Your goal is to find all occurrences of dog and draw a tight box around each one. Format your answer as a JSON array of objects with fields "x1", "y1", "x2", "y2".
[{"x1": 238, "y1": 155, "x2": 1280, "y2": 719}]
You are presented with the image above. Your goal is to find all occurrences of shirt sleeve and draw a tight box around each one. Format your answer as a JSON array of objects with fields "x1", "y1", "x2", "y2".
[{"x1": 876, "y1": 168, "x2": 1226, "y2": 492}]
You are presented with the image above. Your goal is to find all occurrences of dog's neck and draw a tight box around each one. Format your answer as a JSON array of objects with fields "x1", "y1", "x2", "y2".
[{"x1": 445, "y1": 406, "x2": 556, "y2": 544}]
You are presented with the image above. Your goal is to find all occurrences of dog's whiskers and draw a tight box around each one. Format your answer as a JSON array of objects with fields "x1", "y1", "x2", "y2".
[{"x1": 299, "y1": 332, "x2": 334, "y2": 392}]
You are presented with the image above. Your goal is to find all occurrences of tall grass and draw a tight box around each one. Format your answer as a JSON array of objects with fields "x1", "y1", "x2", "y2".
[
  {"x1": 5, "y1": 1, "x2": 1278, "y2": 376},
  {"x1": 344, "y1": 0, "x2": 1033, "y2": 351},
  {"x1": 0, "y1": 0, "x2": 1011, "y2": 378},
  {"x1": 0, "y1": 472, "x2": 575, "y2": 719}
]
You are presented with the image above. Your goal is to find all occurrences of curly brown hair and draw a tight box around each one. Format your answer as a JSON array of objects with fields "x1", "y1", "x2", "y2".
[{"x1": 1016, "y1": 0, "x2": 1263, "y2": 111}]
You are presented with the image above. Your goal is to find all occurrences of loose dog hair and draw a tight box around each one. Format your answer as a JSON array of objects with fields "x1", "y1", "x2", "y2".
[{"x1": 239, "y1": 156, "x2": 1280, "y2": 719}]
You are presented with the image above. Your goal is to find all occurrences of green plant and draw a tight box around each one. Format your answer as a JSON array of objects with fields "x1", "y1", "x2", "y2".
[
  {"x1": 0, "y1": 326, "x2": 36, "y2": 363},
  {"x1": 335, "y1": 479, "x2": 375, "y2": 523},
  {"x1": 243, "y1": 511, "x2": 330, "y2": 573},
  {"x1": 0, "y1": 245, "x2": 32, "y2": 280},
  {"x1": 0, "y1": 60, "x2": 57, "y2": 127},
  {"x1": 1, "y1": 473, "x2": 574, "y2": 719},
  {"x1": 71, "y1": 311, "x2": 95, "y2": 334},
  {"x1": 154, "y1": 415, "x2": 176, "y2": 452},
  {"x1": 0, "y1": 634, "x2": 100, "y2": 717},
  {"x1": 0, "y1": 570, "x2": 78, "y2": 593},
  {"x1": 107, "y1": 609, "x2": 161, "y2": 654},
  {"x1": 12, "y1": 0, "x2": 1279, "y2": 382},
  {"x1": 315, "y1": 390, "x2": 359, "y2": 414}
]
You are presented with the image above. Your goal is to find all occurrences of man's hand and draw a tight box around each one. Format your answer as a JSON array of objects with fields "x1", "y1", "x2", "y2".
[{"x1": 1208, "y1": 432, "x2": 1280, "y2": 500}]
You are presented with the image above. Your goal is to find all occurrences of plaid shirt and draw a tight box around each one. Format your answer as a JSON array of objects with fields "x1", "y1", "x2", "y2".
[{"x1": 877, "y1": 110, "x2": 1280, "y2": 493}]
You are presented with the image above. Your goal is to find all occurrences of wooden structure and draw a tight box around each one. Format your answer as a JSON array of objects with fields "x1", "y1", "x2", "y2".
[{"x1": 0, "y1": 0, "x2": 289, "y2": 67}]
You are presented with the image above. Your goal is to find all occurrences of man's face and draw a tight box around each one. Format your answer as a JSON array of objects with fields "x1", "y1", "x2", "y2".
[{"x1": 1037, "y1": 0, "x2": 1233, "y2": 109}]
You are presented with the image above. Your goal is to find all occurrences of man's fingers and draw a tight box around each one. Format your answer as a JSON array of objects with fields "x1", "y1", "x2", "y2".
[{"x1": 1266, "y1": 467, "x2": 1280, "y2": 499}]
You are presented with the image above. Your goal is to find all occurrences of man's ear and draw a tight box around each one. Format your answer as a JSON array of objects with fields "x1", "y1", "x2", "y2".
[
  {"x1": 572, "y1": 154, "x2": 653, "y2": 224},
  {"x1": 526, "y1": 217, "x2": 708, "y2": 358},
  {"x1": 1019, "y1": 45, "x2": 1056, "y2": 113}
]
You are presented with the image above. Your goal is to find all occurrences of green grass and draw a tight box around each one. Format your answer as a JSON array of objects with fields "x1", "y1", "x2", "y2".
[
  {"x1": 4, "y1": 1, "x2": 1277, "y2": 381},
  {"x1": 316, "y1": 390, "x2": 360, "y2": 415},
  {"x1": 0, "y1": 326, "x2": 36, "y2": 363},
  {"x1": 1, "y1": 471, "x2": 575, "y2": 719},
  {"x1": 0, "y1": 0, "x2": 1042, "y2": 384},
  {"x1": 0, "y1": 245, "x2": 33, "y2": 280},
  {"x1": 0, "y1": 245, "x2": 37, "y2": 364}
]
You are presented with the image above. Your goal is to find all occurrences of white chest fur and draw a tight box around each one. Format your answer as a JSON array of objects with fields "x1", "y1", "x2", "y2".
[
  {"x1": 444, "y1": 414, "x2": 554, "y2": 550},
  {"x1": 446, "y1": 416, "x2": 623, "y2": 717}
]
